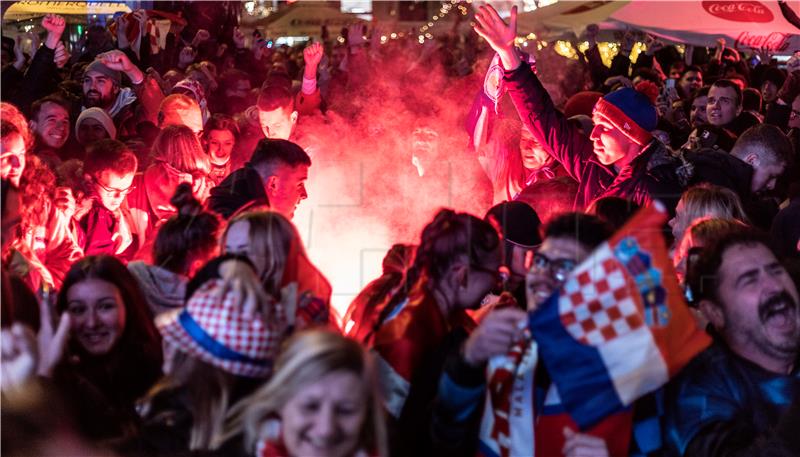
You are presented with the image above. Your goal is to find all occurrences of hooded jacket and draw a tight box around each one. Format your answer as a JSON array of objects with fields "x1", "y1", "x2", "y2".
[
  {"x1": 128, "y1": 261, "x2": 187, "y2": 316},
  {"x1": 207, "y1": 165, "x2": 269, "y2": 219}
]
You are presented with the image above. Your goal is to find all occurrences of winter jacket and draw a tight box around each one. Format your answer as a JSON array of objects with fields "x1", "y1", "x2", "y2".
[
  {"x1": 504, "y1": 64, "x2": 683, "y2": 214},
  {"x1": 682, "y1": 148, "x2": 778, "y2": 229},
  {"x1": 207, "y1": 165, "x2": 269, "y2": 220},
  {"x1": 662, "y1": 340, "x2": 800, "y2": 457}
]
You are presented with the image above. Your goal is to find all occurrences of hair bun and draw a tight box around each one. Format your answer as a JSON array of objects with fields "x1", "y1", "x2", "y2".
[{"x1": 170, "y1": 182, "x2": 201, "y2": 217}]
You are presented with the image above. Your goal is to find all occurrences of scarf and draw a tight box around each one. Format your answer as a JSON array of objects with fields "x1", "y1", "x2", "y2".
[
  {"x1": 90, "y1": 87, "x2": 138, "y2": 119},
  {"x1": 480, "y1": 333, "x2": 537, "y2": 457}
]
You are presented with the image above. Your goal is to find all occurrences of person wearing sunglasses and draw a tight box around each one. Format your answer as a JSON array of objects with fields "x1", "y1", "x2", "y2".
[
  {"x1": 431, "y1": 212, "x2": 613, "y2": 456},
  {"x1": 79, "y1": 139, "x2": 140, "y2": 261}
]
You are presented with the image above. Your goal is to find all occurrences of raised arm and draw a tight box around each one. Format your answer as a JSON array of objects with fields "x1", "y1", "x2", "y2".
[{"x1": 472, "y1": 5, "x2": 594, "y2": 182}]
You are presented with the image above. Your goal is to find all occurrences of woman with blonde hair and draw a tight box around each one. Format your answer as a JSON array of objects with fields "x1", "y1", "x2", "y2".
[
  {"x1": 235, "y1": 329, "x2": 388, "y2": 457},
  {"x1": 123, "y1": 258, "x2": 285, "y2": 455},
  {"x1": 222, "y1": 209, "x2": 333, "y2": 327},
  {"x1": 669, "y1": 183, "x2": 749, "y2": 246}
]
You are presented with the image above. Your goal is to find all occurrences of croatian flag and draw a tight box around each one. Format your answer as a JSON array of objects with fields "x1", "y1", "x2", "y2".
[{"x1": 529, "y1": 203, "x2": 711, "y2": 429}]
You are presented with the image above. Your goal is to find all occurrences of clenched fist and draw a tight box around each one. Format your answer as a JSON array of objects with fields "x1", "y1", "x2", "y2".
[{"x1": 42, "y1": 14, "x2": 66, "y2": 49}]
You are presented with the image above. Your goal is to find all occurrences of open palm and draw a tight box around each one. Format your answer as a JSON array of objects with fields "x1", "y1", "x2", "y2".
[{"x1": 473, "y1": 5, "x2": 517, "y2": 53}]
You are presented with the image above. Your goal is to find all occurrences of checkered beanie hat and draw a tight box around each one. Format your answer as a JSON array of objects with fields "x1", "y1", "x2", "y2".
[
  {"x1": 156, "y1": 279, "x2": 280, "y2": 378},
  {"x1": 593, "y1": 87, "x2": 657, "y2": 146}
]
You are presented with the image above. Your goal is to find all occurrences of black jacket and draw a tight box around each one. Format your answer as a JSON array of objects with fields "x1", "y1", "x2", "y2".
[
  {"x1": 504, "y1": 64, "x2": 683, "y2": 214},
  {"x1": 207, "y1": 165, "x2": 269, "y2": 220},
  {"x1": 684, "y1": 149, "x2": 778, "y2": 229}
]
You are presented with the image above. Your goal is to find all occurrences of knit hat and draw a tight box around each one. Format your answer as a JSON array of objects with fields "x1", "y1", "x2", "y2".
[
  {"x1": 564, "y1": 91, "x2": 603, "y2": 118},
  {"x1": 84, "y1": 59, "x2": 122, "y2": 86},
  {"x1": 156, "y1": 278, "x2": 282, "y2": 378},
  {"x1": 592, "y1": 87, "x2": 657, "y2": 146},
  {"x1": 485, "y1": 201, "x2": 542, "y2": 248},
  {"x1": 75, "y1": 107, "x2": 117, "y2": 140}
]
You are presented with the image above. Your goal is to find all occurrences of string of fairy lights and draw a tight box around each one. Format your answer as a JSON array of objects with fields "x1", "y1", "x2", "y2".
[{"x1": 242, "y1": 0, "x2": 657, "y2": 64}]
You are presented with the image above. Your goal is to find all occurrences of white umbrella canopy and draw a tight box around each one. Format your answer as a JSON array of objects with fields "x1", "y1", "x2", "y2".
[
  {"x1": 517, "y1": 0, "x2": 629, "y2": 41},
  {"x1": 243, "y1": 1, "x2": 364, "y2": 38},
  {"x1": 518, "y1": 0, "x2": 800, "y2": 55}
]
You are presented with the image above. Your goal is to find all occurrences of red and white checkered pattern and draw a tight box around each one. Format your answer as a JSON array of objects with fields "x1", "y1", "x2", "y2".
[
  {"x1": 156, "y1": 279, "x2": 281, "y2": 378},
  {"x1": 559, "y1": 255, "x2": 644, "y2": 347}
]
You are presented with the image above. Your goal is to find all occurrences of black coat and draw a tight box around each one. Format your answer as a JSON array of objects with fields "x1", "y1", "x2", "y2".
[
  {"x1": 207, "y1": 165, "x2": 269, "y2": 220},
  {"x1": 684, "y1": 149, "x2": 778, "y2": 229}
]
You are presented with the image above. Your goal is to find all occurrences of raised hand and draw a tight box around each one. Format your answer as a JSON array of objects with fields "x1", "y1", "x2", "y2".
[
  {"x1": 178, "y1": 46, "x2": 196, "y2": 68},
  {"x1": 98, "y1": 49, "x2": 144, "y2": 83},
  {"x1": 303, "y1": 41, "x2": 323, "y2": 79},
  {"x1": 42, "y1": 14, "x2": 66, "y2": 49},
  {"x1": 192, "y1": 29, "x2": 211, "y2": 47},
  {"x1": 29, "y1": 31, "x2": 40, "y2": 58},
  {"x1": 131, "y1": 9, "x2": 147, "y2": 25},
  {"x1": 473, "y1": 5, "x2": 521, "y2": 70},
  {"x1": 347, "y1": 23, "x2": 366, "y2": 47},
  {"x1": 116, "y1": 14, "x2": 130, "y2": 49},
  {"x1": 54, "y1": 41, "x2": 70, "y2": 68},
  {"x1": 462, "y1": 307, "x2": 527, "y2": 366},
  {"x1": 36, "y1": 311, "x2": 71, "y2": 377},
  {"x1": 97, "y1": 49, "x2": 135, "y2": 72},
  {"x1": 13, "y1": 35, "x2": 25, "y2": 70},
  {"x1": 1, "y1": 324, "x2": 39, "y2": 392}
]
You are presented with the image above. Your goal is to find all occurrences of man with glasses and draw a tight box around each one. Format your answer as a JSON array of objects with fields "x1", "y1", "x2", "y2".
[
  {"x1": 79, "y1": 139, "x2": 140, "y2": 261},
  {"x1": 431, "y1": 212, "x2": 614, "y2": 455}
]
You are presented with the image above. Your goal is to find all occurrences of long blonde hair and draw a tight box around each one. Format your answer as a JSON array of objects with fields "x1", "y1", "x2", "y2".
[
  {"x1": 231, "y1": 330, "x2": 388, "y2": 457},
  {"x1": 222, "y1": 209, "x2": 295, "y2": 297}
]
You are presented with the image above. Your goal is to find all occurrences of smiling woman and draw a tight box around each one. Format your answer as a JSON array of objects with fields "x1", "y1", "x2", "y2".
[
  {"x1": 236, "y1": 330, "x2": 388, "y2": 457},
  {"x1": 52, "y1": 255, "x2": 163, "y2": 440}
]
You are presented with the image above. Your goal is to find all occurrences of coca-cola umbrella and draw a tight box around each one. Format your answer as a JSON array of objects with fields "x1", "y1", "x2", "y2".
[{"x1": 518, "y1": 0, "x2": 800, "y2": 55}]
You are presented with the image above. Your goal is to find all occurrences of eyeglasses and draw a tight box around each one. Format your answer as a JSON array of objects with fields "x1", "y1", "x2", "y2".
[
  {"x1": 93, "y1": 176, "x2": 135, "y2": 198},
  {"x1": 528, "y1": 252, "x2": 577, "y2": 282}
]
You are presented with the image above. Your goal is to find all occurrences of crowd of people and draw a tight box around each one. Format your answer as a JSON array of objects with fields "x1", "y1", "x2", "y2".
[{"x1": 1, "y1": 2, "x2": 799, "y2": 456}]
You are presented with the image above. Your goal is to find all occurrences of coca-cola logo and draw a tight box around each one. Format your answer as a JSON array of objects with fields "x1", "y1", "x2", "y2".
[
  {"x1": 735, "y1": 31, "x2": 793, "y2": 52},
  {"x1": 702, "y1": 1, "x2": 773, "y2": 23}
]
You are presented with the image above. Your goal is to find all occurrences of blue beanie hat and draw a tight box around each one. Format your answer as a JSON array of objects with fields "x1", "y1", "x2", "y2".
[{"x1": 593, "y1": 88, "x2": 657, "y2": 145}]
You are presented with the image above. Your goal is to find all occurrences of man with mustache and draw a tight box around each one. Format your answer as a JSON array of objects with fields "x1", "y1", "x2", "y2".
[{"x1": 664, "y1": 227, "x2": 800, "y2": 456}]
